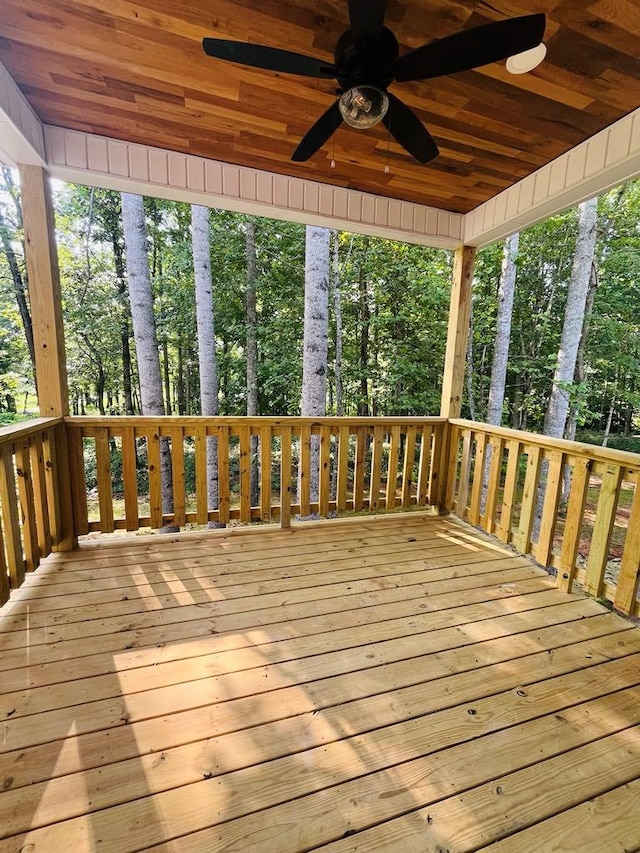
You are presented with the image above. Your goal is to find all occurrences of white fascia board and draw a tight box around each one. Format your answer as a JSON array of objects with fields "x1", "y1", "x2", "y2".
[
  {"x1": 43, "y1": 126, "x2": 464, "y2": 249},
  {"x1": 0, "y1": 61, "x2": 46, "y2": 166},
  {"x1": 464, "y1": 108, "x2": 640, "y2": 247}
]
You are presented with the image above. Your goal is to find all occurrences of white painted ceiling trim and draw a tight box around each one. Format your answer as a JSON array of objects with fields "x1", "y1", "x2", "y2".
[
  {"x1": 464, "y1": 107, "x2": 640, "y2": 248},
  {"x1": 0, "y1": 61, "x2": 46, "y2": 167},
  {"x1": 42, "y1": 126, "x2": 463, "y2": 249}
]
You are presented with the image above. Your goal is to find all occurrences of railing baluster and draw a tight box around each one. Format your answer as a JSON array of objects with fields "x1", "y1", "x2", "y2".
[
  {"x1": 29, "y1": 434, "x2": 51, "y2": 556},
  {"x1": 67, "y1": 426, "x2": 89, "y2": 536},
  {"x1": 481, "y1": 437, "x2": 504, "y2": 534},
  {"x1": 299, "y1": 424, "x2": 311, "y2": 516},
  {"x1": 14, "y1": 440, "x2": 38, "y2": 572},
  {"x1": 514, "y1": 444, "x2": 542, "y2": 555},
  {"x1": 496, "y1": 439, "x2": 520, "y2": 543},
  {"x1": 336, "y1": 425, "x2": 349, "y2": 513},
  {"x1": 169, "y1": 427, "x2": 186, "y2": 528},
  {"x1": 584, "y1": 463, "x2": 623, "y2": 597},
  {"x1": 193, "y1": 425, "x2": 208, "y2": 526},
  {"x1": 0, "y1": 443, "x2": 24, "y2": 588},
  {"x1": 217, "y1": 426, "x2": 230, "y2": 525},
  {"x1": 370, "y1": 425, "x2": 384, "y2": 511},
  {"x1": 238, "y1": 425, "x2": 251, "y2": 523},
  {"x1": 468, "y1": 432, "x2": 487, "y2": 526},
  {"x1": 401, "y1": 425, "x2": 417, "y2": 506},
  {"x1": 455, "y1": 430, "x2": 472, "y2": 519},
  {"x1": 94, "y1": 427, "x2": 114, "y2": 534},
  {"x1": 535, "y1": 450, "x2": 564, "y2": 566},
  {"x1": 146, "y1": 429, "x2": 163, "y2": 529},
  {"x1": 280, "y1": 426, "x2": 292, "y2": 529},
  {"x1": 42, "y1": 428, "x2": 62, "y2": 546},
  {"x1": 353, "y1": 427, "x2": 366, "y2": 512},
  {"x1": 614, "y1": 475, "x2": 640, "y2": 614},
  {"x1": 0, "y1": 522, "x2": 8, "y2": 605},
  {"x1": 416, "y1": 425, "x2": 432, "y2": 507},
  {"x1": 319, "y1": 425, "x2": 331, "y2": 516},
  {"x1": 386, "y1": 425, "x2": 401, "y2": 509},
  {"x1": 557, "y1": 457, "x2": 590, "y2": 593},
  {"x1": 260, "y1": 425, "x2": 272, "y2": 521}
]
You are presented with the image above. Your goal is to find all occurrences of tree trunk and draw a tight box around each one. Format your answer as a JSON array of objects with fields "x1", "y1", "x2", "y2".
[
  {"x1": 544, "y1": 199, "x2": 598, "y2": 438},
  {"x1": 192, "y1": 204, "x2": 219, "y2": 512},
  {"x1": 111, "y1": 216, "x2": 134, "y2": 415},
  {"x1": 245, "y1": 219, "x2": 259, "y2": 506},
  {"x1": 121, "y1": 192, "x2": 174, "y2": 517},
  {"x1": 301, "y1": 226, "x2": 330, "y2": 504},
  {"x1": 465, "y1": 296, "x2": 476, "y2": 421},
  {"x1": 487, "y1": 233, "x2": 519, "y2": 426},
  {"x1": 331, "y1": 230, "x2": 343, "y2": 417},
  {"x1": 0, "y1": 199, "x2": 36, "y2": 388},
  {"x1": 535, "y1": 197, "x2": 598, "y2": 539},
  {"x1": 358, "y1": 243, "x2": 370, "y2": 416},
  {"x1": 162, "y1": 338, "x2": 172, "y2": 415}
]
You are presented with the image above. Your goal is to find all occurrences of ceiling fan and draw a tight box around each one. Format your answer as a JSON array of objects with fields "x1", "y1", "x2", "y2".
[{"x1": 202, "y1": 1, "x2": 546, "y2": 165}]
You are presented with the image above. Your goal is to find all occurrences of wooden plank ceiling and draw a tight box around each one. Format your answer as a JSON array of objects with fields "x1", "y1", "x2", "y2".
[{"x1": 1, "y1": 0, "x2": 639, "y2": 213}]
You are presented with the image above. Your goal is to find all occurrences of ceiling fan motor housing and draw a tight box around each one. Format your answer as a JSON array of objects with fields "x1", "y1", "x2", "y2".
[{"x1": 334, "y1": 27, "x2": 399, "y2": 91}]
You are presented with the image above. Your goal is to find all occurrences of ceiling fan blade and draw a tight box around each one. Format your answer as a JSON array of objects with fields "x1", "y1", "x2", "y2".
[
  {"x1": 395, "y1": 13, "x2": 546, "y2": 82},
  {"x1": 348, "y1": 0, "x2": 387, "y2": 39},
  {"x1": 382, "y1": 93, "x2": 439, "y2": 164},
  {"x1": 202, "y1": 38, "x2": 336, "y2": 78},
  {"x1": 291, "y1": 102, "x2": 343, "y2": 161}
]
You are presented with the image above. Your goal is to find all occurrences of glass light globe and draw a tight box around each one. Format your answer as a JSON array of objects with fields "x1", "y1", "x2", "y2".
[{"x1": 338, "y1": 86, "x2": 389, "y2": 129}]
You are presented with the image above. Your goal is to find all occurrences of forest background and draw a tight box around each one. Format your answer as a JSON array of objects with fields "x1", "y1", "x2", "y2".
[{"x1": 1, "y1": 170, "x2": 639, "y2": 457}]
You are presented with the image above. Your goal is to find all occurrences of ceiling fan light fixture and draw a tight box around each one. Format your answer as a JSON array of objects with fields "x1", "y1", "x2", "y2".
[
  {"x1": 339, "y1": 86, "x2": 389, "y2": 128},
  {"x1": 506, "y1": 42, "x2": 547, "y2": 74}
]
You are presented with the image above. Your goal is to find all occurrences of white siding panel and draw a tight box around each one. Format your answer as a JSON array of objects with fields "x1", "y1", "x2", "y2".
[
  {"x1": 240, "y1": 168, "x2": 256, "y2": 200},
  {"x1": 129, "y1": 146, "x2": 149, "y2": 182},
  {"x1": 606, "y1": 116, "x2": 633, "y2": 165},
  {"x1": 347, "y1": 191, "x2": 362, "y2": 222},
  {"x1": 204, "y1": 160, "x2": 223, "y2": 194},
  {"x1": 400, "y1": 204, "x2": 413, "y2": 232},
  {"x1": 412, "y1": 204, "x2": 426, "y2": 234},
  {"x1": 149, "y1": 149, "x2": 168, "y2": 185},
  {"x1": 565, "y1": 146, "x2": 586, "y2": 187},
  {"x1": 388, "y1": 199, "x2": 402, "y2": 229},
  {"x1": 303, "y1": 182, "x2": 319, "y2": 213},
  {"x1": 65, "y1": 132, "x2": 87, "y2": 168},
  {"x1": 318, "y1": 185, "x2": 333, "y2": 216},
  {"x1": 256, "y1": 172, "x2": 273, "y2": 204},
  {"x1": 273, "y1": 175, "x2": 289, "y2": 207},
  {"x1": 288, "y1": 179, "x2": 304, "y2": 210},
  {"x1": 334, "y1": 188, "x2": 348, "y2": 219},
  {"x1": 222, "y1": 165, "x2": 240, "y2": 197},
  {"x1": 187, "y1": 157, "x2": 205, "y2": 192},
  {"x1": 107, "y1": 140, "x2": 129, "y2": 176},
  {"x1": 533, "y1": 167, "x2": 550, "y2": 204},
  {"x1": 168, "y1": 153, "x2": 187, "y2": 188},
  {"x1": 87, "y1": 136, "x2": 109, "y2": 173},
  {"x1": 45, "y1": 127, "x2": 66, "y2": 166},
  {"x1": 361, "y1": 194, "x2": 376, "y2": 223},
  {"x1": 585, "y1": 133, "x2": 607, "y2": 176},
  {"x1": 374, "y1": 197, "x2": 388, "y2": 226}
]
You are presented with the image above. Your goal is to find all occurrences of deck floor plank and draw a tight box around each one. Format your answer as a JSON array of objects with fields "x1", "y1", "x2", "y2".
[{"x1": 0, "y1": 514, "x2": 638, "y2": 853}]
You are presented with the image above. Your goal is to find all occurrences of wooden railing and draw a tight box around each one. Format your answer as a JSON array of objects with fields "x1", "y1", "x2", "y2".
[
  {"x1": 0, "y1": 417, "x2": 65, "y2": 605},
  {"x1": 4, "y1": 414, "x2": 640, "y2": 619},
  {"x1": 448, "y1": 419, "x2": 640, "y2": 616},
  {"x1": 64, "y1": 416, "x2": 447, "y2": 535}
]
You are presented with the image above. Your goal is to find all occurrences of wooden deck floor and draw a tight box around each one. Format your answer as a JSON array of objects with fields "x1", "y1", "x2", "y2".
[{"x1": 1, "y1": 512, "x2": 640, "y2": 852}]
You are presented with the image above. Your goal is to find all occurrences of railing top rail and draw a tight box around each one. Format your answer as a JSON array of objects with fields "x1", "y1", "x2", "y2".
[
  {"x1": 450, "y1": 418, "x2": 640, "y2": 470},
  {"x1": 64, "y1": 415, "x2": 448, "y2": 428},
  {"x1": 0, "y1": 417, "x2": 62, "y2": 444}
]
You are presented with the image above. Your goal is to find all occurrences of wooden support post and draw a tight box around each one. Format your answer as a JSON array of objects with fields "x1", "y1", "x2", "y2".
[
  {"x1": 20, "y1": 165, "x2": 76, "y2": 550},
  {"x1": 440, "y1": 245, "x2": 476, "y2": 419}
]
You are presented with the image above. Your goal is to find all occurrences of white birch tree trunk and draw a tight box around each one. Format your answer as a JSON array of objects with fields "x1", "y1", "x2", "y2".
[
  {"x1": 191, "y1": 204, "x2": 219, "y2": 512},
  {"x1": 245, "y1": 220, "x2": 259, "y2": 506},
  {"x1": 301, "y1": 225, "x2": 330, "y2": 504},
  {"x1": 482, "y1": 232, "x2": 519, "y2": 511},
  {"x1": 121, "y1": 192, "x2": 173, "y2": 516},
  {"x1": 544, "y1": 198, "x2": 598, "y2": 438},
  {"x1": 487, "y1": 232, "x2": 519, "y2": 425},
  {"x1": 534, "y1": 197, "x2": 598, "y2": 539}
]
